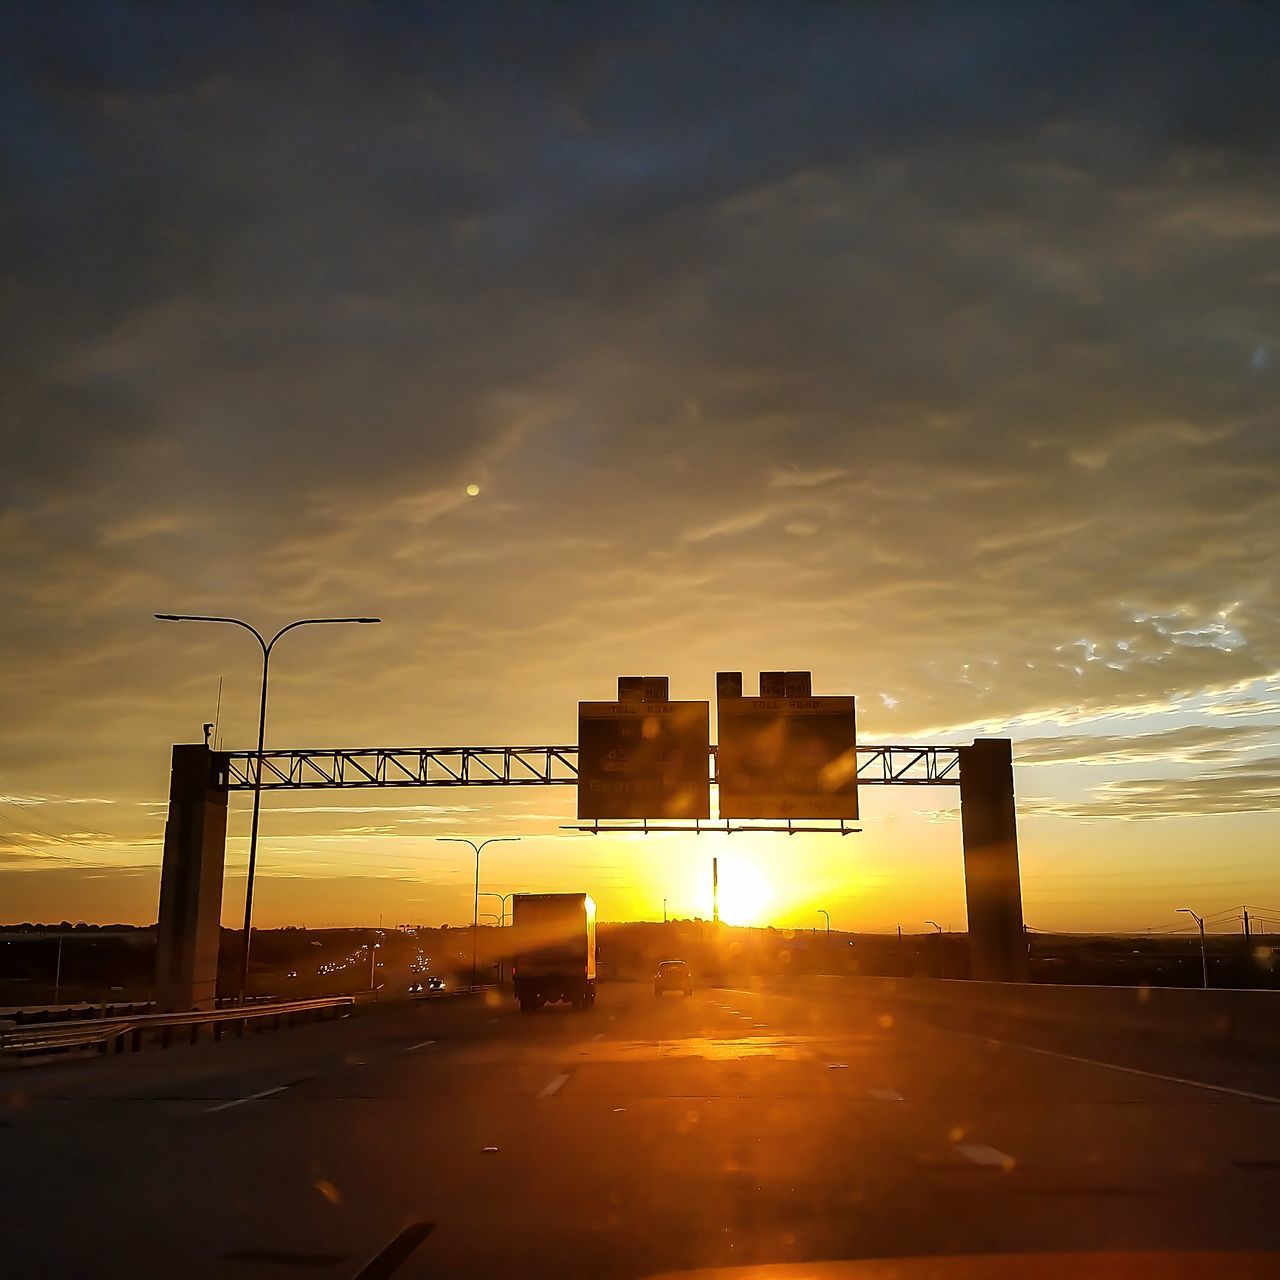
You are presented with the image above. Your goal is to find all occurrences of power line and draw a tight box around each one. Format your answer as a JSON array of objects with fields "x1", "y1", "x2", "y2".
[{"x1": 0, "y1": 797, "x2": 114, "y2": 851}]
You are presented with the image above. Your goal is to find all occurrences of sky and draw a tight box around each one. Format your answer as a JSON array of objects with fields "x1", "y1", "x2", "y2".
[{"x1": 2, "y1": 2, "x2": 1279, "y2": 936}]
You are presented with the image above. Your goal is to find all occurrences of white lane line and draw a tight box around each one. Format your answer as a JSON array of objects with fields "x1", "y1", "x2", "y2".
[
  {"x1": 539, "y1": 1072, "x2": 570, "y2": 1098},
  {"x1": 869, "y1": 1088, "x2": 903, "y2": 1101},
  {"x1": 402, "y1": 1039, "x2": 436, "y2": 1053},
  {"x1": 964, "y1": 1031, "x2": 1280, "y2": 1106},
  {"x1": 592, "y1": 1032, "x2": 604, "y2": 1040},
  {"x1": 955, "y1": 1143, "x2": 1016, "y2": 1170},
  {"x1": 206, "y1": 1084, "x2": 289, "y2": 1114}
]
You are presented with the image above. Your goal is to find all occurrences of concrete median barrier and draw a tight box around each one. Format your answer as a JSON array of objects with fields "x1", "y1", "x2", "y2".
[{"x1": 802, "y1": 975, "x2": 1280, "y2": 1050}]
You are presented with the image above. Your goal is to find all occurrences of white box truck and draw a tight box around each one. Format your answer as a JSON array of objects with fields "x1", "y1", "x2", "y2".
[{"x1": 511, "y1": 892, "x2": 597, "y2": 1012}]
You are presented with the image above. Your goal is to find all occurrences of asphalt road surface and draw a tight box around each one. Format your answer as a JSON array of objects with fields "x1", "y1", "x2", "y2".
[{"x1": 7, "y1": 978, "x2": 1280, "y2": 1278}]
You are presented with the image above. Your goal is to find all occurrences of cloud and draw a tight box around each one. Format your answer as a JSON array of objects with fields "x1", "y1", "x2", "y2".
[
  {"x1": 1025, "y1": 757, "x2": 1280, "y2": 821},
  {"x1": 3, "y1": 4, "x2": 1280, "y2": 923},
  {"x1": 1204, "y1": 698, "x2": 1280, "y2": 719},
  {"x1": 767, "y1": 466, "x2": 848, "y2": 490},
  {"x1": 1019, "y1": 723, "x2": 1280, "y2": 767},
  {"x1": 682, "y1": 507, "x2": 776, "y2": 544}
]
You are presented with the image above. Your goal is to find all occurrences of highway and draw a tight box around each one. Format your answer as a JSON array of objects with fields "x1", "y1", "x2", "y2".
[{"x1": 7, "y1": 978, "x2": 1280, "y2": 1277}]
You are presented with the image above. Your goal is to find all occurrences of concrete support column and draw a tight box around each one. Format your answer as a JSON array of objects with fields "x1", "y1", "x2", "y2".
[
  {"x1": 155, "y1": 744, "x2": 229, "y2": 1010},
  {"x1": 958, "y1": 737, "x2": 1028, "y2": 982}
]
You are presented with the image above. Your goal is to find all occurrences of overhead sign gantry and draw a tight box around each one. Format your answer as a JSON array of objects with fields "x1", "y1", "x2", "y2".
[{"x1": 154, "y1": 668, "x2": 1028, "y2": 1011}]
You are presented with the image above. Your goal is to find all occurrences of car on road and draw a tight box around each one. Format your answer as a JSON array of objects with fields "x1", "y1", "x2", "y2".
[
  {"x1": 654, "y1": 959, "x2": 693, "y2": 996},
  {"x1": 426, "y1": 975, "x2": 445, "y2": 991}
]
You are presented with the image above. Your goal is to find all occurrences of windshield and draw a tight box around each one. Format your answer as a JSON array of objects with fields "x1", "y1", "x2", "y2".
[{"x1": 4, "y1": 3, "x2": 1280, "y2": 1278}]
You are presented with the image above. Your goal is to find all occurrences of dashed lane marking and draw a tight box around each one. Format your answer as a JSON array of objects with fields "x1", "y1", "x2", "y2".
[
  {"x1": 955, "y1": 1143, "x2": 1016, "y2": 1170},
  {"x1": 539, "y1": 1072, "x2": 570, "y2": 1098},
  {"x1": 206, "y1": 1084, "x2": 290, "y2": 1114},
  {"x1": 869, "y1": 1088, "x2": 904, "y2": 1101},
  {"x1": 402, "y1": 1040, "x2": 436, "y2": 1052}
]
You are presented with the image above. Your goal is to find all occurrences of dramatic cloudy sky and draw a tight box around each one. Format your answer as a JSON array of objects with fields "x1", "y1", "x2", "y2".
[{"x1": 2, "y1": 2, "x2": 1278, "y2": 934}]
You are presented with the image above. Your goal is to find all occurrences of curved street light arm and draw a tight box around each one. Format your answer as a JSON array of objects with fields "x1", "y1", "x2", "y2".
[
  {"x1": 265, "y1": 616, "x2": 381, "y2": 656},
  {"x1": 155, "y1": 614, "x2": 267, "y2": 651},
  {"x1": 438, "y1": 837, "x2": 481, "y2": 855}
]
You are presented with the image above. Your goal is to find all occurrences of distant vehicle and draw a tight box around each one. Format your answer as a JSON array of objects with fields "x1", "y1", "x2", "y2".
[
  {"x1": 285, "y1": 970, "x2": 297, "y2": 979},
  {"x1": 654, "y1": 959, "x2": 693, "y2": 997},
  {"x1": 408, "y1": 981, "x2": 424, "y2": 994},
  {"x1": 511, "y1": 892, "x2": 597, "y2": 1013},
  {"x1": 426, "y1": 975, "x2": 445, "y2": 991}
]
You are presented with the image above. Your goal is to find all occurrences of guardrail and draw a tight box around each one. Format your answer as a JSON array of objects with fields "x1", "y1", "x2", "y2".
[
  {"x1": 0, "y1": 995, "x2": 355, "y2": 1061},
  {"x1": 1, "y1": 1000, "x2": 156, "y2": 1026}
]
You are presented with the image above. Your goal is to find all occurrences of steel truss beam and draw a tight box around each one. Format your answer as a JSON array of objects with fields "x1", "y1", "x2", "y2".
[
  {"x1": 221, "y1": 744, "x2": 961, "y2": 791},
  {"x1": 563, "y1": 819, "x2": 863, "y2": 837}
]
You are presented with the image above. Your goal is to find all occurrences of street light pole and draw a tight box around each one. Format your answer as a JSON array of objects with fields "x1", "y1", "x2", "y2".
[
  {"x1": 479, "y1": 890, "x2": 519, "y2": 986},
  {"x1": 926, "y1": 920, "x2": 942, "y2": 934},
  {"x1": 1177, "y1": 907, "x2": 1209, "y2": 989},
  {"x1": 479, "y1": 891, "x2": 518, "y2": 926},
  {"x1": 155, "y1": 612, "x2": 380, "y2": 1002},
  {"x1": 438, "y1": 837, "x2": 520, "y2": 988},
  {"x1": 818, "y1": 909, "x2": 830, "y2": 939}
]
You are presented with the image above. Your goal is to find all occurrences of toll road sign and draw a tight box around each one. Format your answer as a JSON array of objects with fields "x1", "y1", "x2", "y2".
[
  {"x1": 578, "y1": 701, "x2": 711, "y2": 819},
  {"x1": 716, "y1": 695, "x2": 858, "y2": 819}
]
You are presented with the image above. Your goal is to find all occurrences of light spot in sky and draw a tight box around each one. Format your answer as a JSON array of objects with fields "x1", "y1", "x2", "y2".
[{"x1": 466, "y1": 483, "x2": 481, "y2": 497}]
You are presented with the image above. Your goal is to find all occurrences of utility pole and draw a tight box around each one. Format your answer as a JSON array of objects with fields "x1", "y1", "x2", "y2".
[
  {"x1": 1243, "y1": 909, "x2": 1251, "y2": 939},
  {"x1": 712, "y1": 857, "x2": 719, "y2": 925}
]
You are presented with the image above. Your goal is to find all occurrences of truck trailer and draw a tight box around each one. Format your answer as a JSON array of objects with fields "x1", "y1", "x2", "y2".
[{"x1": 511, "y1": 892, "x2": 597, "y2": 1012}]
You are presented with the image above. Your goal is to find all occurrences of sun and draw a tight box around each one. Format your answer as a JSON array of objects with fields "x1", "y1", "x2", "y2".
[{"x1": 716, "y1": 860, "x2": 774, "y2": 926}]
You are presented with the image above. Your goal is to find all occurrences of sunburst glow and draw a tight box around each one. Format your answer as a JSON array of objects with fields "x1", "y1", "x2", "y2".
[{"x1": 715, "y1": 859, "x2": 774, "y2": 926}]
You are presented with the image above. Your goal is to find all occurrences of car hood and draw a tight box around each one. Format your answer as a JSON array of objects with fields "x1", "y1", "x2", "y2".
[{"x1": 644, "y1": 1253, "x2": 1280, "y2": 1280}]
